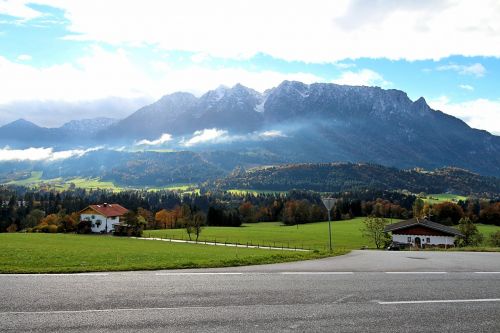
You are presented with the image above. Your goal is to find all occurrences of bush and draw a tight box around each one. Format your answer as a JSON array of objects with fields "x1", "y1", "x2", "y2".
[
  {"x1": 6, "y1": 224, "x2": 17, "y2": 233},
  {"x1": 77, "y1": 220, "x2": 92, "y2": 234},
  {"x1": 490, "y1": 231, "x2": 500, "y2": 247},
  {"x1": 47, "y1": 225, "x2": 58, "y2": 233}
]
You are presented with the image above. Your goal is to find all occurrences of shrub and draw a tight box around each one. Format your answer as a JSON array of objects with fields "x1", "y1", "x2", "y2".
[
  {"x1": 77, "y1": 220, "x2": 92, "y2": 234},
  {"x1": 47, "y1": 225, "x2": 58, "y2": 233},
  {"x1": 6, "y1": 224, "x2": 17, "y2": 233},
  {"x1": 490, "y1": 231, "x2": 500, "y2": 247}
]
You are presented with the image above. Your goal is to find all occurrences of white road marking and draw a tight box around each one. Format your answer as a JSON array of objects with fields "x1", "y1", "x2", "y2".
[
  {"x1": 385, "y1": 272, "x2": 447, "y2": 274},
  {"x1": 281, "y1": 272, "x2": 353, "y2": 275},
  {"x1": 378, "y1": 298, "x2": 500, "y2": 305},
  {"x1": 155, "y1": 272, "x2": 243, "y2": 276}
]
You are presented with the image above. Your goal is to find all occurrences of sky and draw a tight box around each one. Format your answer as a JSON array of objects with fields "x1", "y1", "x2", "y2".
[{"x1": 0, "y1": 0, "x2": 499, "y2": 134}]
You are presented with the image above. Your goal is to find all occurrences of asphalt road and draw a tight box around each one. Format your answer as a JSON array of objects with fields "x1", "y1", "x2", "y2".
[{"x1": 1, "y1": 251, "x2": 499, "y2": 332}]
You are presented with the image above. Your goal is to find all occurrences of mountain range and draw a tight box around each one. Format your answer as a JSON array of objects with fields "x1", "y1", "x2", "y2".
[{"x1": 1, "y1": 81, "x2": 499, "y2": 177}]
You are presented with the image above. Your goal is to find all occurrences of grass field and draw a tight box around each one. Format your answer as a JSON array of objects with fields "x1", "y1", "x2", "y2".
[
  {"x1": 476, "y1": 224, "x2": 500, "y2": 240},
  {"x1": 4, "y1": 171, "x2": 199, "y2": 193},
  {"x1": 6, "y1": 171, "x2": 44, "y2": 186},
  {"x1": 147, "y1": 217, "x2": 387, "y2": 250},
  {"x1": 0, "y1": 233, "x2": 339, "y2": 273},
  {"x1": 147, "y1": 219, "x2": 500, "y2": 250},
  {"x1": 421, "y1": 193, "x2": 468, "y2": 204},
  {"x1": 227, "y1": 189, "x2": 288, "y2": 195}
]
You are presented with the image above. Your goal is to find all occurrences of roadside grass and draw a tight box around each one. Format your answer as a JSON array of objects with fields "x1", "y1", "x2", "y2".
[
  {"x1": 146, "y1": 217, "x2": 387, "y2": 250},
  {"x1": 0, "y1": 233, "x2": 342, "y2": 273}
]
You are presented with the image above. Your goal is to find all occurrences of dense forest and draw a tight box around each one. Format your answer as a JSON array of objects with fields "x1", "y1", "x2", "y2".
[{"x1": 215, "y1": 163, "x2": 500, "y2": 197}]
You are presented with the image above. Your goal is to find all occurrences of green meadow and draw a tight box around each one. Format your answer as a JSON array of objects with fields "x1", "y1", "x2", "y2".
[
  {"x1": 147, "y1": 217, "x2": 386, "y2": 251},
  {"x1": 5, "y1": 171, "x2": 198, "y2": 193},
  {"x1": 421, "y1": 193, "x2": 468, "y2": 204},
  {"x1": 0, "y1": 233, "x2": 337, "y2": 273},
  {"x1": 147, "y1": 219, "x2": 500, "y2": 250}
]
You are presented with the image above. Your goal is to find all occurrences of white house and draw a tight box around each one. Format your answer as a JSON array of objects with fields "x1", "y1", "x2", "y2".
[
  {"x1": 384, "y1": 218, "x2": 463, "y2": 248},
  {"x1": 79, "y1": 203, "x2": 128, "y2": 233}
]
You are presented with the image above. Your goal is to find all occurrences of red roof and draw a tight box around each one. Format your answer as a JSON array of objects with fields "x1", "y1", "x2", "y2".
[{"x1": 87, "y1": 203, "x2": 128, "y2": 217}]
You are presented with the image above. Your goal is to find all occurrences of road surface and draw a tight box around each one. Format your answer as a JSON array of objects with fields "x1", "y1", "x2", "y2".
[{"x1": 1, "y1": 251, "x2": 499, "y2": 332}]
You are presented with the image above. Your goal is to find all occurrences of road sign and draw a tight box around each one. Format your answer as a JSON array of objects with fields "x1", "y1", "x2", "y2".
[
  {"x1": 321, "y1": 197, "x2": 337, "y2": 252},
  {"x1": 322, "y1": 198, "x2": 336, "y2": 211}
]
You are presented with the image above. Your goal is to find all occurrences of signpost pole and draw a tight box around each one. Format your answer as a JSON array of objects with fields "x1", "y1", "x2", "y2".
[
  {"x1": 321, "y1": 197, "x2": 336, "y2": 252},
  {"x1": 327, "y1": 209, "x2": 332, "y2": 252}
]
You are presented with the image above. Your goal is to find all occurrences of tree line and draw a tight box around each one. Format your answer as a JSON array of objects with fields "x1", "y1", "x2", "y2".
[{"x1": 0, "y1": 185, "x2": 498, "y2": 234}]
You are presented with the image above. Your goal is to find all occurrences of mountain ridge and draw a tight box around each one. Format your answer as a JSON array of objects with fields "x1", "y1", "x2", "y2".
[{"x1": 1, "y1": 81, "x2": 499, "y2": 176}]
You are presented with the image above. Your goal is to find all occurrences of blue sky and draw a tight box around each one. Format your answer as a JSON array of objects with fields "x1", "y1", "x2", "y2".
[{"x1": 0, "y1": 0, "x2": 499, "y2": 134}]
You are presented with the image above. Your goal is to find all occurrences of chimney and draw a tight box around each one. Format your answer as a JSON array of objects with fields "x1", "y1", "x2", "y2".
[{"x1": 103, "y1": 203, "x2": 108, "y2": 207}]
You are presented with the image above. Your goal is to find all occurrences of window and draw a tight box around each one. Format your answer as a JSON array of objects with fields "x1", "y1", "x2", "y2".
[
  {"x1": 426, "y1": 237, "x2": 431, "y2": 243},
  {"x1": 91, "y1": 215, "x2": 95, "y2": 219},
  {"x1": 407, "y1": 237, "x2": 412, "y2": 242}
]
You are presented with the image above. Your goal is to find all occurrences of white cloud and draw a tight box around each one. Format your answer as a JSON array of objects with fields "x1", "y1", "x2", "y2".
[
  {"x1": 333, "y1": 69, "x2": 391, "y2": 87},
  {"x1": 0, "y1": 0, "x2": 43, "y2": 20},
  {"x1": 437, "y1": 63, "x2": 486, "y2": 77},
  {"x1": 135, "y1": 133, "x2": 173, "y2": 146},
  {"x1": 259, "y1": 130, "x2": 286, "y2": 138},
  {"x1": 181, "y1": 128, "x2": 288, "y2": 147},
  {"x1": 0, "y1": 146, "x2": 100, "y2": 161},
  {"x1": 458, "y1": 84, "x2": 474, "y2": 91},
  {"x1": 0, "y1": 46, "x2": 323, "y2": 102},
  {"x1": 13, "y1": 0, "x2": 500, "y2": 62},
  {"x1": 0, "y1": 97, "x2": 150, "y2": 128},
  {"x1": 428, "y1": 96, "x2": 500, "y2": 135},
  {"x1": 17, "y1": 54, "x2": 32, "y2": 61},
  {"x1": 0, "y1": 47, "x2": 154, "y2": 103},
  {"x1": 182, "y1": 129, "x2": 228, "y2": 147}
]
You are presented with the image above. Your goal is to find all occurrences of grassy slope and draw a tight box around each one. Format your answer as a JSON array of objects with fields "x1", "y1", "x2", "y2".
[
  {"x1": 422, "y1": 193, "x2": 468, "y2": 204},
  {"x1": 5, "y1": 171, "x2": 198, "y2": 193},
  {"x1": 147, "y1": 217, "x2": 386, "y2": 250},
  {"x1": 477, "y1": 224, "x2": 500, "y2": 240},
  {"x1": 0, "y1": 233, "x2": 337, "y2": 273}
]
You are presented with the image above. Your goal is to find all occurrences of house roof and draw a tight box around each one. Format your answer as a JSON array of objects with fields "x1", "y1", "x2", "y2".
[
  {"x1": 384, "y1": 218, "x2": 464, "y2": 237},
  {"x1": 84, "y1": 203, "x2": 128, "y2": 217}
]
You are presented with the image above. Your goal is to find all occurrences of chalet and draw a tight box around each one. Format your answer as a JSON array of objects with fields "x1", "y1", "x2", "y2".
[
  {"x1": 79, "y1": 203, "x2": 128, "y2": 233},
  {"x1": 384, "y1": 218, "x2": 464, "y2": 248}
]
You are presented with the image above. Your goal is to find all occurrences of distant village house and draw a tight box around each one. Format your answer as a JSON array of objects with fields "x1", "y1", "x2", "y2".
[
  {"x1": 79, "y1": 203, "x2": 128, "y2": 233},
  {"x1": 384, "y1": 218, "x2": 463, "y2": 248}
]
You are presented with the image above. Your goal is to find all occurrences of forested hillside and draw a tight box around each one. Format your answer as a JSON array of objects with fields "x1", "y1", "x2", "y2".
[{"x1": 215, "y1": 163, "x2": 500, "y2": 197}]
